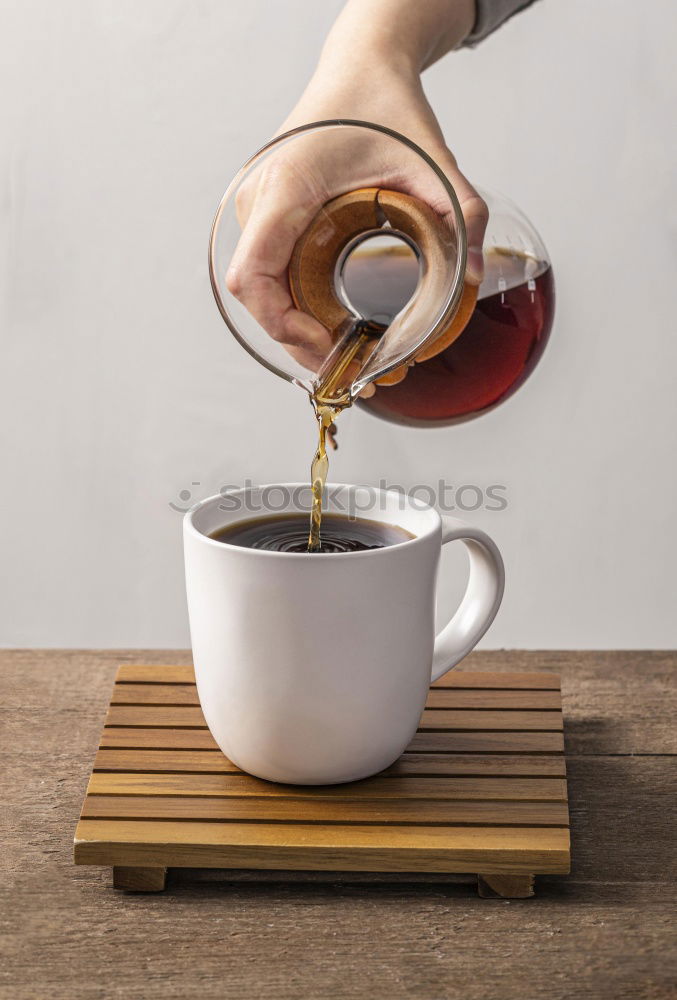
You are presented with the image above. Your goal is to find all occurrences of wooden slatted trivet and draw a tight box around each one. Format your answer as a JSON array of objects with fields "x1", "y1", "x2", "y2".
[{"x1": 74, "y1": 665, "x2": 570, "y2": 898}]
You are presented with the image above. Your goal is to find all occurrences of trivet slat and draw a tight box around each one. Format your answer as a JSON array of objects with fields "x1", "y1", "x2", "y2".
[
  {"x1": 426, "y1": 688, "x2": 562, "y2": 709},
  {"x1": 112, "y1": 684, "x2": 202, "y2": 705},
  {"x1": 93, "y1": 749, "x2": 567, "y2": 777},
  {"x1": 99, "y1": 726, "x2": 565, "y2": 753},
  {"x1": 407, "y1": 731, "x2": 564, "y2": 752},
  {"x1": 105, "y1": 705, "x2": 206, "y2": 727},
  {"x1": 117, "y1": 664, "x2": 198, "y2": 684},
  {"x1": 104, "y1": 704, "x2": 563, "y2": 732},
  {"x1": 116, "y1": 664, "x2": 561, "y2": 689},
  {"x1": 110, "y1": 682, "x2": 562, "y2": 711},
  {"x1": 76, "y1": 667, "x2": 571, "y2": 897},
  {"x1": 76, "y1": 818, "x2": 570, "y2": 873},
  {"x1": 87, "y1": 772, "x2": 567, "y2": 801},
  {"x1": 431, "y1": 671, "x2": 560, "y2": 689},
  {"x1": 100, "y1": 727, "x2": 220, "y2": 749},
  {"x1": 81, "y1": 794, "x2": 569, "y2": 825},
  {"x1": 420, "y1": 710, "x2": 562, "y2": 730}
]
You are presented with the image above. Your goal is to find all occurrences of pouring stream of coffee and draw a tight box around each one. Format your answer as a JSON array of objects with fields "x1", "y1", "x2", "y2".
[
  {"x1": 307, "y1": 319, "x2": 380, "y2": 551},
  {"x1": 306, "y1": 237, "x2": 437, "y2": 551}
]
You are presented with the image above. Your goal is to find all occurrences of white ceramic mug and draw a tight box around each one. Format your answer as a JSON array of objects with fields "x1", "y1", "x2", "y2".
[{"x1": 184, "y1": 484, "x2": 504, "y2": 785}]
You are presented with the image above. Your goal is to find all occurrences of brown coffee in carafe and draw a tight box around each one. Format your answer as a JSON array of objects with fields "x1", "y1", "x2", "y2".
[{"x1": 357, "y1": 245, "x2": 555, "y2": 425}]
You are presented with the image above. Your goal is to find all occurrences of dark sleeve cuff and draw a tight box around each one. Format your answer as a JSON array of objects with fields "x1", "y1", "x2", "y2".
[{"x1": 463, "y1": 0, "x2": 540, "y2": 47}]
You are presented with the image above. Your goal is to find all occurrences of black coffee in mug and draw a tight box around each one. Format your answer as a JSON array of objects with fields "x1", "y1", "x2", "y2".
[{"x1": 209, "y1": 513, "x2": 414, "y2": 554}]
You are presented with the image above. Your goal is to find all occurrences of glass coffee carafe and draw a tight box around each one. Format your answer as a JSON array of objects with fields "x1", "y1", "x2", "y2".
[{"x1": 210, "y1": 120, "x2": 554, "y2": 425}]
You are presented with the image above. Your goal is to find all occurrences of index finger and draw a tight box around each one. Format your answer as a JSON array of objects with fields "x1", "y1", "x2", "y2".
[{"x1": 226, "y1": 160, "x2": 335, "y2": 362}]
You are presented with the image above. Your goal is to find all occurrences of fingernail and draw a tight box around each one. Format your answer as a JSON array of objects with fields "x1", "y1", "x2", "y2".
[{"x1": 466, "y1": 246, "x2": 484, "y2": 286}]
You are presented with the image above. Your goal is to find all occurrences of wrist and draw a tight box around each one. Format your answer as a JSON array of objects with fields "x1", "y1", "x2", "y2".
[
  {"x1": 320, "y1": 32, "x2": 422, "y2": 80},
  {"x1": 315, "y1": 0, "x2": 474, "y2": 78},
  {"x1": 305, "y1": 46, "x2": 420, "y2": 113}
]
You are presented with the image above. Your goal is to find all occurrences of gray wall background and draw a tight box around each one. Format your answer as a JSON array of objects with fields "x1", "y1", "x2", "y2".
[{"x1": 1, "y1": 0, "x2": 676, "y2": 648}]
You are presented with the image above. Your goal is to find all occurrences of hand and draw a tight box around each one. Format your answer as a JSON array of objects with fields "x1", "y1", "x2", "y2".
[{"x1": 226, "y1": 2, "x2": 486, "y2": 374}]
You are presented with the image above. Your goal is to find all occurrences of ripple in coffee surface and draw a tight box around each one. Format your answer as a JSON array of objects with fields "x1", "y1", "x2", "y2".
[{"x1": 209, "y1": 513, "x2": 413, "y2": 553}]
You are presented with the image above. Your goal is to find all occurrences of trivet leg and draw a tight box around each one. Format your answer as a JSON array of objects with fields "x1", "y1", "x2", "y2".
[
  {"x1": 113, "y1": 866, "x2": 167, "y2": 892},
  {"x1": 477, "y1": 874, "x2": 535, "y2": 899}
]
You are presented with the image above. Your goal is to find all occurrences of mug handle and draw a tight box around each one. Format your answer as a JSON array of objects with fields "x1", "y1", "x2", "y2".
[{"x1": 431, "y1": 516, "x2": 505, "y2": 683}]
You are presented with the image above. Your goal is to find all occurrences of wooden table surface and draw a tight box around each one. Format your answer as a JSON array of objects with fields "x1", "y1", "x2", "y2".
[{"x1": 2, "y1": 650, "x2": 675, "y2": 1000}]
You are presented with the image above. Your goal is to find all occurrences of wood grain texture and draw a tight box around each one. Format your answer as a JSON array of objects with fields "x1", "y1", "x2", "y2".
[
  {"x1": 433, "y1": 670, "x2": 561, "y2": 689},
  {"x1": 98, "y1": 726, "x2": 566, "y2": 753},
  {"x1": 110, "y1": 682, "x2": 562, "y2": 711},
  {"x1": 116, "y1": 663, "x2": 197, "y2": 684},
  {"x1": 112, "y1": 683, "x2": 202, "y2": 705},
  {"x1": 100, "y1": 727, "x2": 220, "y2": 749},
  {"x1": 478, "y1": 873, "x2": 535, "y2": 898},
  {"x1": 81, "y1": 795, "x2": 570, "y2": 826},
  {"x1": 2, "y1": 649, "x2": 676, "y2": 1000},
  {"x1": 93, "y1": 750, "x2": 567, "y2": 777},
  {"x1": 407, "y1": 731, "x2": 564, "y2": 752},
  {"x1": 103, "y1": 704, "x2": 563, "y2": 731},
  {"x1": 86, "y1": 771, "x2": 567, "y2": 801},
  {"x1": 115, "y1": 664, "x2": 564, "y2": 690},
  {"x1": 426, "y1": 688, "x2": 562, "y2": 709},
  {"x1": 418, "y1": 709, "x2": 562, "y2": 730},
  {"x1": 74, "y1": 819, "x2": 570, "y2": 873},
  {"x1": 112, "y1": 865, "x2": 167, "y2": 892}
]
